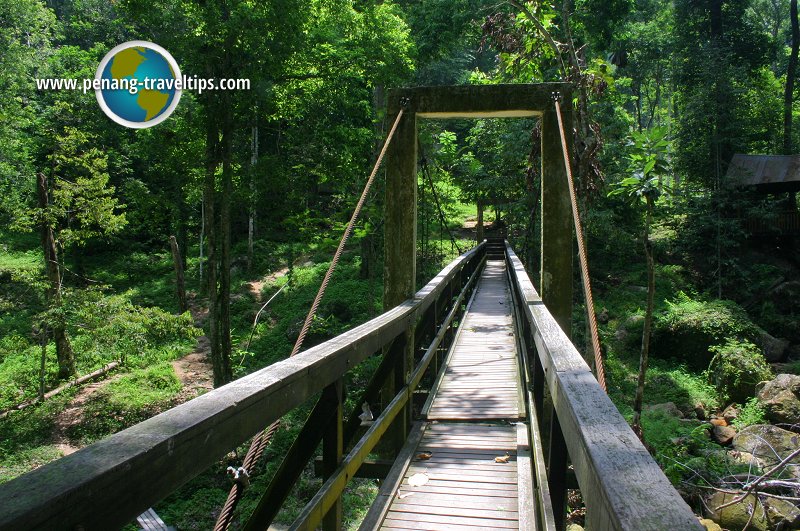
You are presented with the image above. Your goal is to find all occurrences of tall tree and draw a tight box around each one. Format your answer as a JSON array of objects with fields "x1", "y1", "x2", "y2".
[
  {"x1": 785, "y1": 0, "x2": 799, "y2": 155},
  {"x1": 27, "y1": 125, "x2": 127, "y2": 378},
  {"x1": 610, "y1": 127, "x2": 671, "y2": 436}
]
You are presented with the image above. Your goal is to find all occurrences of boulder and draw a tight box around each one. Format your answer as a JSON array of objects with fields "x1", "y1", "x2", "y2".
[
  {"x1": 705, "y1": 491, "x2": 800, "y2": 531},
  {"x1": 698, "y1": 519, "x2": 721, "y2": 531},
  {"x1": 711, "y1": 425, "x2": 736, "y2": 446},
  {"x1": 615, "y1": 314, "x2": 644, "y2": 348},
  {"x1": 710, "y1": 418, "x2": 727, "y2": 427},
  {"x1": 732, "y1": 424, "x2": 800, "y2": 476},
  {"x1": 726, "y1": 450, "x2": 766, "y2": 471},
  {"x1": 758, "y1": 330, "x2": 790, "y2": 362},
  {"x1": 707, "y1": 339, "x2": 774, "y2": 403},
  {"x1": 722, "y1": 404, "x2": 739, "y2": 424},
  {"x1": 645, "y1": 402, "x2": 684, "y2": 418},
  {"x1": 694, "y1": 403, "x2": 709, "y2": 420},
  {"x1": 757, "y1": 374, "x2": 800, "y2": 425}
]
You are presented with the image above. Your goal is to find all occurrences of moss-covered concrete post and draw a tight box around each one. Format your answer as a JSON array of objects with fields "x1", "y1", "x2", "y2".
[
  {"x1": 541, "y1": 95, "x2": 573, "y2": 336},
  {"x1": 383, "y1": 96, "x2": 417, "y2": 310},
  {"x1": 382, "y1": 94, "x2": 416, "y2": 455}
]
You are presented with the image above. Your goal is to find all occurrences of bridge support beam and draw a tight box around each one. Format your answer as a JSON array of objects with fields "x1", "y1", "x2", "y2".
[
  {"x1": 383, "y1": 105, "x2": 417, "y2": 310},
  {"x1": 541, "y1": 107, "x2": 573, "y2": 335},
  {"x1": 384, "y1": 83, "x2": 574, "y2": 334}
]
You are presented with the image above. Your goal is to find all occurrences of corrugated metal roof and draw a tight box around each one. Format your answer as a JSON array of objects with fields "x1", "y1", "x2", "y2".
[{"x1": 727, "y1": 154, "x2": 800, "y2": 189}]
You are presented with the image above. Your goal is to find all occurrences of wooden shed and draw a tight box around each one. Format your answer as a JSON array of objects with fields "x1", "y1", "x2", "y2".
[{"x1": 727, "y1": 154, "x2": 800, "y2": 234}]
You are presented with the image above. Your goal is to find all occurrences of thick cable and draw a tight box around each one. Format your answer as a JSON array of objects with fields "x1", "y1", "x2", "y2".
[
  {"x1": 214, "y1": 107, "x2": 406, "y2": 531},
  {"x1": 553, "y1": 96, "x2": 607, "y2": 392}
]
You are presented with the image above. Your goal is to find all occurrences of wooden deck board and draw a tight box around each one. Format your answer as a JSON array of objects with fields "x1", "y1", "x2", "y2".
[
  {"x1": 427, "y1": 261, "x2": 521, "y2": 421},
  {"x1": 375, "y1": 261, "x2": 533, "y2": 531},
  {"x1": 379, "y1": 422, "x2": 521, "y2": 530}
]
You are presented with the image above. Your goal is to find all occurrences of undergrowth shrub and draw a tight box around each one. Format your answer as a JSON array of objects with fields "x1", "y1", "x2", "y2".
[
  {"x1": 66, "y1": 288, "x2": 199, "y2": 367},
  {"x1": 733, "y1": 397, "x2": 767, "y2": 429},
  {"x1": 651, "y1": 292, "x2": 760, "y2": 368},
  {"x1": 0, "y1": 339, "x2": 61, "y2": 411},
  {"x1": 706, "y1": 339, "x2": 773, "y2": 404},
  {"x1": 69, "y1": 362, "x2": 182, "y2": 443}
]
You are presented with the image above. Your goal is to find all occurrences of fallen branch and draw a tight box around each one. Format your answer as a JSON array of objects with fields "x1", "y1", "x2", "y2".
[
  {"x1": 0, "y1": 361, "x2": 120, "y2": 419},
  {"x1": 714, "y1": 446, "x2": 800, "y2": 511}
]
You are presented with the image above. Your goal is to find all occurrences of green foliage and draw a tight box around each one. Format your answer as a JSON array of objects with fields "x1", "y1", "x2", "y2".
[
  {"x1": 733, "y1": 397, "x2": 767, "y2": 429},
  {"x1": 64, "y1": 289, "x2": 199, "y2": 366},
  {"x1": 706, "y1": 338, "x2": 773, "y2": 403},
  {"x1": 650, "y1": 293, "x2": 760, "y2": 367},
  {"x1": 672, "y1": 0, "x2": 774, "y2": 187},
  {"x1": 605, "y1": 354, "x2": 719, "y2": 414},
  {"x1": 0, "y1": 388, "x2": 77, "y2": 481},
  {"x1": 0, "y1": 340, "x2": 53, "y2": 411},
  {"x1": 0, "y1": 0, "x2": 56, "y2": 221},
  {"x1": 609, "y1": 126, "x2": 672, "y2": 202},
  {"x1": 69, "y1": 363, "x2": 182, "y2": 443}
]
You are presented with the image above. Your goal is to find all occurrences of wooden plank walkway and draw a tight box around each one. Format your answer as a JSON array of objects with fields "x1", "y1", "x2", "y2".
[
  {"x1": 381, "y1": 423, "x2": 520, "y2": 530},
  {"x1": 366, "y1": 260, "x2": 533, "y2": 531},
  {"x1": 427, "y1": 260, "x2": 522, "y2": 421}
]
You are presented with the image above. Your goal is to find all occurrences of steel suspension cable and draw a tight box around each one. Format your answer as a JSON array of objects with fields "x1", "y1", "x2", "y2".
[
  {"x1": 420, "y1": 157, "x2": 462, "y2": 255},
  {"x1": 552, "y1": 95, "x2": 607, "y2": 392},
  {"x1": 214, "y1": 107, "x2": 407, "y2": 531}
]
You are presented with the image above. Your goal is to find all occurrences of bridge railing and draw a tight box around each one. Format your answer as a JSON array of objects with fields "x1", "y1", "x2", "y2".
[
  {"x1": 505, "y1": 242, "x2": 703, "y2": 531},
  {"x1": 0, "y1": 243, "x2": 486, "y2": 531}
]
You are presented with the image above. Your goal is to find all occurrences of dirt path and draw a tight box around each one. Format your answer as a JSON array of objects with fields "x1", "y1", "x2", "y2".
[
  {"x1": 172, "y1": 337, "x2": 213, "y2": 402},
  {"x1": 246, "y1": 257, "x2": 312, "y2": 302},
  {"x1": 50, "y1": 376, "x2": 121, "y2": 456},
  {"x1": 247, "y1": 267, "x2": 289, "y2": 302}
]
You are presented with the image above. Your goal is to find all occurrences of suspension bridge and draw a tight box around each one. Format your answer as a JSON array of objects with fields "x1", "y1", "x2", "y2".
[{"x1": 0, "y1": 84, "x2": 703, "y2": 531}]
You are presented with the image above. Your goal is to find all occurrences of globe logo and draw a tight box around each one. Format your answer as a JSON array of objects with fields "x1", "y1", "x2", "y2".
[{"x1": 95, "y1": 41, "x2": 182, "y2": 129}]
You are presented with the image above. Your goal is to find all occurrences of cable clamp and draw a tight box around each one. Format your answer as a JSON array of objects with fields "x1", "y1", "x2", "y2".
[
  {"x1": 551, "y1": 92, "x2": 562, "y2": 103},
  {"x1": 227, "y1": 466, "x2": 250, "y2": 488},
  {"x1": 399, "y1": 96, "x2": 411, "y2": 109}
]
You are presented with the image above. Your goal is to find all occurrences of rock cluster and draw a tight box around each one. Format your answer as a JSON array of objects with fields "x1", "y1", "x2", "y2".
[{"x1": 757, "y1": 374, "x2": 800, "y2": 426}]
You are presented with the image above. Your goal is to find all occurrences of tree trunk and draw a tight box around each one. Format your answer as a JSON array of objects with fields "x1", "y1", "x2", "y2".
[
  {"x1": 785, "y1": 0, "x2": 799, "y2": 210},
  {"x1": 218, "y1": 91, "x2": 234, "y2": 386},
  {"x1": 39, "y1": 326, "x2": 47, "y2": 400},
  {"x1": 785, "y1": 0, "x2": 798, "y2": 156},
  {"x1": 476, "y1": 199, "x2": 484, "y2": 243},
  {"x1": 37, "y1": 173, "x2": 75, "y2": 380},
  {"x1": 204, "y1": 114, "x2": 221, "y2": 386},
  {"x1": 632, "y1": 200, "x2": 655, "y2": 436},
  {"x1": 248, "y1": 123, "x2": 258, "y2": 271},
  {"x1": 169, "y1": 235, "x2": 187, "y2": 313}
]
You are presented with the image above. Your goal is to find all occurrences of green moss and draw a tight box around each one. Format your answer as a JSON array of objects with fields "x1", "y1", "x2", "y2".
[
  {"x1": 706, "y1": 339, "x2": 773, "y2": 404},
  {"x1": 651, "y1": 293, "x2": 760, "y2": 368},
  {"x1": 732, "y1": 397, "x2": 767, "y2": 429},
  {"x1": 605, "y1": 355, "x2": 719, "y2": 415}
]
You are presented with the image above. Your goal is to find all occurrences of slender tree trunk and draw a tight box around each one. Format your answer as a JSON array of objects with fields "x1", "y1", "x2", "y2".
[
  {"x1": 37, "y1": 173, "x2": 75, "y2": 379},
  {"x1": 785, "y1": 0, "x2": 799, "y2": 211},
  {"x1": 169, "y1": 235, "x2": 187, "y2": 314},
  {"x1": 476, "y1": 199, "x2": 484, "y2": 243},
  {"x1": 632, "y1": 200, "x2": 655, "y2": 435},
  {"x1": 204, "y1": 115, "x2": 221, "y2": 385},
  {"x1": 248, "y1": 123, "x2": 258, "y2": 271},
  {"x1": 218, "y1": 91, "x2": 234, "y2": 385},
  {"x1": 785, "y1": 0, "x2": 798, "y2": 156},
  {"x1": 39, "y1": 325, "x2": 47, "y2": 400},
  {"x1": 177, "y1": 192, "x2": 189, "y2": 272}
]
